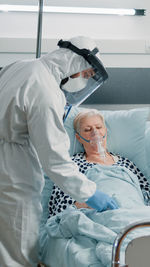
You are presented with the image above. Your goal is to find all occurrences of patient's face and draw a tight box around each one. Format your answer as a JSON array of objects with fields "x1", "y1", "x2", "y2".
[{"x1": 77, "y1": 115, "x2": 107, "y2": 153}]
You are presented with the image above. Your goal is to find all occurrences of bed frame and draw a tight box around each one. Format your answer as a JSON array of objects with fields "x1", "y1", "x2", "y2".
[{"x1": 112, "y1": 220, "x2": 150, "y2": 267}]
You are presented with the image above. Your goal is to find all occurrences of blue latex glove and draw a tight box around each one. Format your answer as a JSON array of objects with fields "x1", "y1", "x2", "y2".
[{"x1": 86, "y1": 190, "x2": 119, "y2": 211}]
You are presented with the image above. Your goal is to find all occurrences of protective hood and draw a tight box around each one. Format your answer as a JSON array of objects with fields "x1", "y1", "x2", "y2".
[{"x1": 41, "y1": 36, "x2": 91, "y2": 84}]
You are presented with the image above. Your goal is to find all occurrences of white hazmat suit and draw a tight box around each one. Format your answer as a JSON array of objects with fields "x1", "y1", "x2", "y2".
[{"x1": 0, "y1": 36, "x2": 100, "y2": 266}]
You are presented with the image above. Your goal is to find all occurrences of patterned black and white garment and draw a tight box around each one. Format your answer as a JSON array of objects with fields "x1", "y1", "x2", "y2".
[{"x1": 48, "y1": 152, "x2": 150, "y2": 217}]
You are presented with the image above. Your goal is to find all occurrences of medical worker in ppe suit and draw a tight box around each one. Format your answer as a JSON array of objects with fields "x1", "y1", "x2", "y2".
[{"x1": 0, "y1": 36, "x2": 118, "y2": 267}]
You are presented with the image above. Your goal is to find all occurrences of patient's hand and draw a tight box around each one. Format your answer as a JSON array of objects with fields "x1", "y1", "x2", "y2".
[{"x1": 74, "y1": 201, "x2": 93, "y2": 209}]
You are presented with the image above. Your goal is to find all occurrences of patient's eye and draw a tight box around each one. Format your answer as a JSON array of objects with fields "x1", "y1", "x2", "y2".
[
  {"x1": 84, "y1": 128, "x2": 91, "y2": 132},
  {"x1": 96, "y1": 126, "x2": 102, "y2": 129}
]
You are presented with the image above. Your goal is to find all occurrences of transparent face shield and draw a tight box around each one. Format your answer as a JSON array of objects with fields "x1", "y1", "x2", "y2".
[
  {"x1": 61, "y1": 68, "x2": 106, "y2": 106},
  {"x1": 58, "y1": 40, "x2": 108, "y2": 106}
]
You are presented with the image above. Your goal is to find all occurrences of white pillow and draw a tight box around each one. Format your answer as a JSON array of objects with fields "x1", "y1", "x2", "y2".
[{"x1": 64, "y1": 106, "x2": 150, "y2": 179}]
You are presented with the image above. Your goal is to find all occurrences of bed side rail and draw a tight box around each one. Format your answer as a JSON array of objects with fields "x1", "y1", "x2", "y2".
[{"x1": 111, "y1": 220, "x2": 150, "y2": 267}]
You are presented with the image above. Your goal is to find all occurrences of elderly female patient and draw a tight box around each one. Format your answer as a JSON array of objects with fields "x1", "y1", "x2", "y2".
[{"x1": 48, "y1": 109, "x2": 150, "y2": 216}]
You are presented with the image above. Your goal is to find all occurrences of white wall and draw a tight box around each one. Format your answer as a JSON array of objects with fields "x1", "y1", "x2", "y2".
[{"x1": 0, "y1": 0, "x2": 150, "y2": 67}]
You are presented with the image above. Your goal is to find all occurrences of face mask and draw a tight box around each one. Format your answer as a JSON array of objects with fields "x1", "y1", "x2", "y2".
[{"x1": 61, "y1": 76, "x2": 88, "y2": 93}]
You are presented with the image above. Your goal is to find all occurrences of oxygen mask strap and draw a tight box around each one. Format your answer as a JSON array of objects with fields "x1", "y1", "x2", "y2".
[{"x1": 76, "y1": 132, "x2": 90, "y2": 143}]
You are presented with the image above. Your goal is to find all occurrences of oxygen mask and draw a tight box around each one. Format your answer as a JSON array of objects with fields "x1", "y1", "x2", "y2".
[
  {"x1": 77, "y1": 129, "x2": 106, "y2": 160},
  {"x1": 90, "y1": 131, "x2": 106, "y2": 160}
]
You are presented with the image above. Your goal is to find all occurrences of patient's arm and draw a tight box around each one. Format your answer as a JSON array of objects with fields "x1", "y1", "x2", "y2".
[{"x1": 74, "y1": 201, "x2": 92, "y2": 209}]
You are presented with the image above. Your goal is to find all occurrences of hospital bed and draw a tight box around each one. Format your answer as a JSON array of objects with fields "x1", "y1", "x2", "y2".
[
  {"x1": 38, "y1": 219, "x2": 150, "y2": 267},
  {"x1": 39, "y1": 104, "x2": 150, "y2": 267},
  {"x1": 38, "y1": 220, "x2": 150, "y2": 267}
]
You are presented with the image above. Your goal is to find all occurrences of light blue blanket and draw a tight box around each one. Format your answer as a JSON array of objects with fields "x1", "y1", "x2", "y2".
[{"x1": 39, "y1": 165, "x2": 150, "y2": 267}]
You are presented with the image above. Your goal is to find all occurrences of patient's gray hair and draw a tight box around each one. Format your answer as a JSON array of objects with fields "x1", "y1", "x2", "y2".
[{"x1": 73, "y1": 109, "x2": 105, "y2": 133}]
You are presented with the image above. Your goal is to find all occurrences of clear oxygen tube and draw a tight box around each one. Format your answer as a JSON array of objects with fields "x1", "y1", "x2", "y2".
[{"x1": 77, "y1": 130, "x2": 106, "y2": 161}]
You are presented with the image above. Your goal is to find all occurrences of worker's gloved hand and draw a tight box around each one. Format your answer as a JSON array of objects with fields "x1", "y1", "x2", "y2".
[{"x1": 86, "y1": 190, "x2": 119, "y2": 211}]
